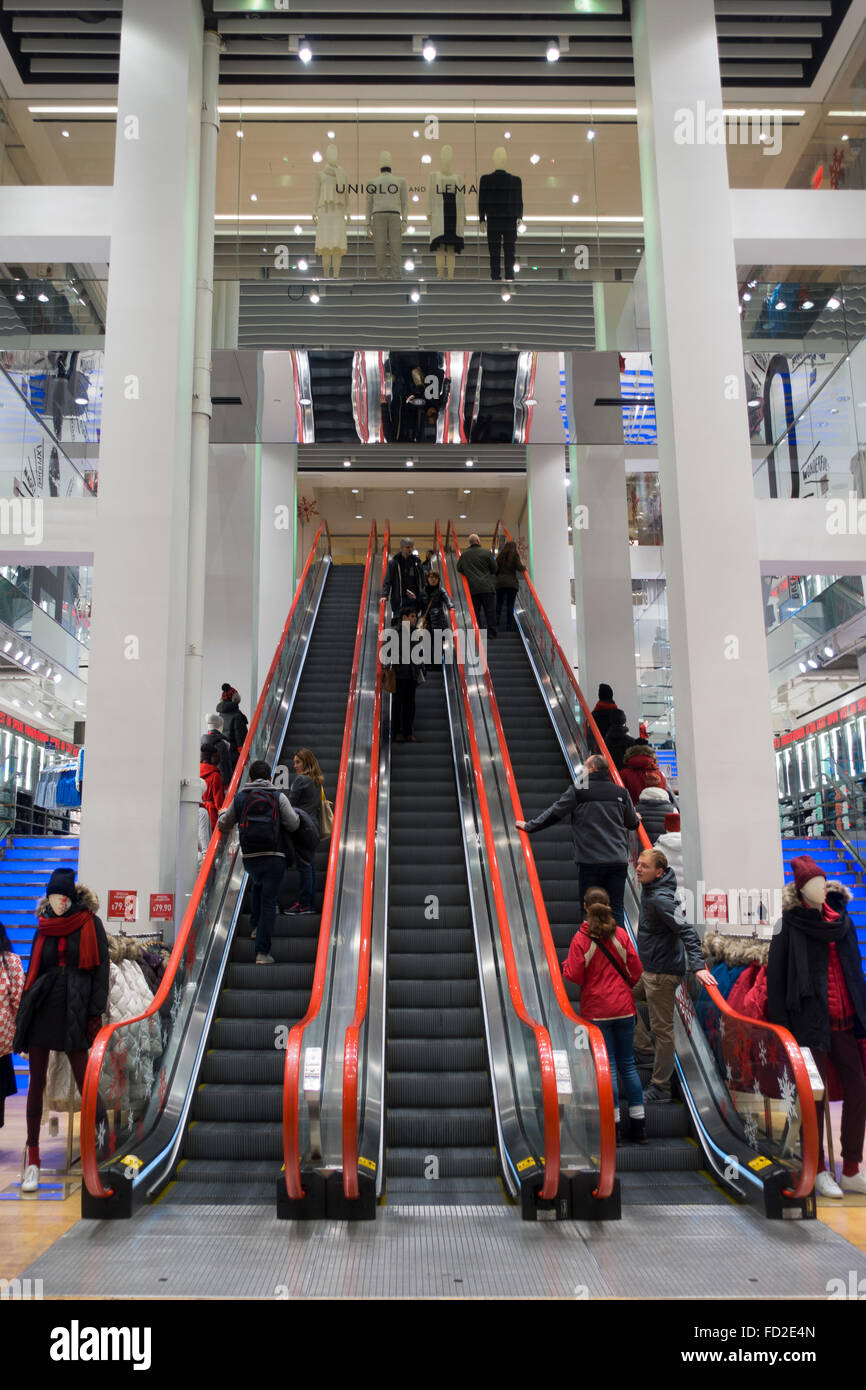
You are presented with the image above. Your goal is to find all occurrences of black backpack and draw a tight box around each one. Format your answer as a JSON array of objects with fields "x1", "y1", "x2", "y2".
[{"x1": 234, "y1": 786, "x2": 281, "y2": 855}]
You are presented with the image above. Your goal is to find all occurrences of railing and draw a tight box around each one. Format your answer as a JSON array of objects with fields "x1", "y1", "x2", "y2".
[
  {"x1": 493, "y1": 520, "x2": 818, "y2": 1202},
  {"x1": 80, "y1": 524, "x2": 332, "y2": 1203},
  {"x1": 341, "y1": 525, "x2": 389, "y2": 1200},
  {"x1": 282, "y1": 522, "x2": 377, "y2": 1202}
]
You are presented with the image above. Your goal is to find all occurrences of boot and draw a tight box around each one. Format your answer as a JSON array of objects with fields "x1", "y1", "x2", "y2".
[
  {"x1": 615, "y1": 1119, "x2": 625, "y2": 1146},
  {"x1": 629, "y1": 1115, "x2": 649, "y2": 1146}
]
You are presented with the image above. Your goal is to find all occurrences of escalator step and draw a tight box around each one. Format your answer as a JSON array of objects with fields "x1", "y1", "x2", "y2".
[
  {"x1": 192, "y1": 1084, "x2": 282, "y2": 1122},
  {"x1": 218, "y1": 989, "x2": 311, "y2": 1018},
  {"x1": 183, "y1": 1121, "x2": 283, "y2": 1160},
  {"x1": 386, "y1": 1147, "x2": 500, "y2": 1178},
  {"x1": 387, "y1": 1108, "x2": 495, "y2": 1146},
  {"x1": 387, "y1": 1038, "x2": 488, "y2": 1071},
  {"x1": 388, "y1": 927, "x2": 474, "y2": 952},
  {"x1": 387, "y1": 1007, "x2": 484, "y2": 1039},
  {"x1": 210, "y1": 1019, "x2": 299, "y2": 1050},
  {"x1": 388, "y1": 953, "x2": 477, "y2": 981},
  {"x1": 388, "y1": 979, "x2": 479, "y2": 1008},
  {"x1": 200, "y1": 1050, "x2": 284, "y2": 1085},
  {"x1": 387, "y1": 1072, "x2": 491, "y2": 1107},
  {"x1": 614, "y1": 1138, "x2": 703, "y2": 1171}
]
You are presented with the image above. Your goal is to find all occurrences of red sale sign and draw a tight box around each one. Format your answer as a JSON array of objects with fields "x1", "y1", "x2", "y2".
[
  {"x1": 703, "y1": 892, "x2": 729, "y2": 923},
  {"x1": 108, "y1": 890, "x2": 138, "y2": 923},
  {"x1": 149, "y1": 893, "x2": 174, "y2": 921}
]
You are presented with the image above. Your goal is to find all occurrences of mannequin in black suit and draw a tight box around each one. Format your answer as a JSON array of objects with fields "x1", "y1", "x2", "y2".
[{"x1": 477, "y1": 147, "x2": 524, "y2": 281}]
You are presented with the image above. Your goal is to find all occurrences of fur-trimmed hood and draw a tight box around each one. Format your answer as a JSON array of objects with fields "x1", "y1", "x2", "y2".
[
  {"x1": 623, "y1": 745, "x2": 658, "y2": 766},
  {"x1": 638, "y1": 785, "x2": 671, "y2": 804},
  {"x1": 35, "y1": 884, "x2": 100, "y2": 917},
  {"x1": 702, "y1": 931, "x2": 770, "y2": 966},
  {"x1": 782, "y1": 879, "x2": 852, "y2": 912}
]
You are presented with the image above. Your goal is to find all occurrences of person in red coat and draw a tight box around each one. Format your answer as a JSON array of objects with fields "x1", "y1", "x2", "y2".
[
  {"x1": 199, "y1": 749, "x2": 224, "y2": 831},
  {"x1": 620, "y1": 744, "x2": 667, "y2": 804},
  {"x1": 563, "y1": 887, "x2": 647, "y2": 1144}
]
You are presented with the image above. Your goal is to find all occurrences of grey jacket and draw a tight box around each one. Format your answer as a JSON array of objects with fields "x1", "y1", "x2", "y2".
[
  {"x1": 522, "y1": 771, "x2": 639, "y2": 865},
  {"x1": 637, "y1": 867, "x2": 703, "y2": 976},
  {"x1": 366, "y1": 171, "x2": 408, "y2": 220},
  {"x1": 217, "y1": 778, "x2": 299, "y2": 859},
  {"x1": 457, "y1": 544, "x2": 498, "y2": 596}
]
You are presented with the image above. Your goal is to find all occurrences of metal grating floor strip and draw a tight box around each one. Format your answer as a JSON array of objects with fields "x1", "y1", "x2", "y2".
[{"x1": 19, "y1": 1201, "x2": 866, "y2": 1299}]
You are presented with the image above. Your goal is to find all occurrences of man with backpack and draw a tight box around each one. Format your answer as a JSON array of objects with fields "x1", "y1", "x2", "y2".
[{"x1": 217, "y1": 760, "x2": 300, "y2": 964}]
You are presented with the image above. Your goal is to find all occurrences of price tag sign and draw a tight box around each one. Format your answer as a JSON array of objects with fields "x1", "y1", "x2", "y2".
[
  {"x1": 303, "y1": 1046, "x2": 322, "y2": 1092},
  {"x1": 552, "y1": 1049, "x2": 573, "y2": 1096},
  {"x1": 149, "y1": 893, "x2": 174, "y2": 922},
  {"x1": 704, "y1": 892, "x2": 729, "y2": 923},
  {"x1": 107, "y1": 890, "x2": 137, "y2": 923}
]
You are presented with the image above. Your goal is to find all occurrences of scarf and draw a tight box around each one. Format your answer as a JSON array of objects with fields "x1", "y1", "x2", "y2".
[
  {"x1": 24, "y1": 908, "x2": 100, "y2": 991},
  {"x1": 784, "y1": 899, "x2": 848, "y2": 1015}
]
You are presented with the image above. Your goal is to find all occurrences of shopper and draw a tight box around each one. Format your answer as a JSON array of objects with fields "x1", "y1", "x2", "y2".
[
  {"x1": 13, "y1": 868, "x2": 109, "y2": 1193},
  {"x1": 199, "y1": 747, "x2": 224, "y2": 831},
  {"x1": 495, "y1": 539, "x2": 526, "y2": 632},
  {"x1": 590, "y1": 684, "x2": 620, "y2": 752},
  {"x1": 562, "y1": 887, "x2": 647, "y2": 1144},
  {"x1": 767, "y1": 856, "x2": 866, "y2": 1199},
  {"x1": 286, "y1": 749, "x2": 324, "y2": 914},
  {"x1": 637, "y1": 785, "x2": 678, "y2": 843},
  {"x1": 621, "y1": 743, "x2": 668, "y2": 804},
  {"x1": 656, "y1": 811, "x2": 684, "y2": 888},
  {"x1": 419, "y1": 568, "x2": 454, "y2": 633},
  {"x1": 422, "y1": 549, "x2": 437, "y2": 577},
  {"x1": 202, "y1": 712, "x2": 234, "y2": 792},
  {"x1": 516, "y1": 753, "x2": 639, "y2": 927},
  {"x1": 603, "y1": 709, "x2": 635, "y2": 771},
  {"x1": 457, "y1": 533, "x2": 498, "y2": 638},
  {"x1": 217, "y1": 759, "x2": 300, "y2": 964},
  {"x1": 0, "y1": 923, "x2": 24, "y2": 1129},
  {"x1": 382, "y1": 537, "x2": 426, "y2": 615},
  {"x1": 388, "y1": 606, "x2": 425, "y2": 742},
  {"x1": 197, "y1": 776, "x2": 212, "y2": 863},
  {"x1": 632, "y1": 847, "x2": 713, "y2": 1101},
  {"x1": 217, "y1": 689, "x2": 249, "y2": 770}
]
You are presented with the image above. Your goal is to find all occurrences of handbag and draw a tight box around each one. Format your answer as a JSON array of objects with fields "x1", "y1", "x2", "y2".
[
  {"x1": 318, "y1": 785, "x2": 335, "y2": 837},
  {"x1": 383, "y1": 668, "x2": 397, "y2": 695}
]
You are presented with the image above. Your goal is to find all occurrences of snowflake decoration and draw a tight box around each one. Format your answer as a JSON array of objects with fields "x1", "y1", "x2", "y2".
[
  {"x1": 126, "y1": 1030, "x2": 142, "y2": 1071},
  {"x1": 677, "y1": 985, "x2": 696, "y2": 1032},
  {"x1": 778, "y1": 1067, "x2": 798, "y2": 1120},
  {"x1": 169, "y1": 984, "x2": 181, "y2": 1031},
  {"x1": 126, "y1": 1111, "x2": 136, "y2": 1134},
  {"x1": 753, "y1": 1076, "x2": 762, "y2": 1098},
  {"x1": 725, "y1": 1061, "x2": 733, "y2": 1085},
  {"x1": 297, "y1": 495, "x2": 319, "y2": 525},
  {"x1": 743, "y1": 1113, "x2": 760, "y2": 1150},
  {"x1": 758, "y1": 1039, "x2": 768, "y2": 1068},
  {"x1": 830, "y1": 147, "x2": 846, "y2": 190},
  {"x1": 143, "y1": 1064, "x2": 154, "y2": 1101},
  {"x1": 96, "y1": 1118, "x2": 107, "y2": 1152}
]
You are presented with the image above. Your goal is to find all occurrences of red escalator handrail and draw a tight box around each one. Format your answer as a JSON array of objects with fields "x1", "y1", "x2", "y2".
[
  {"x1": 436, "y1": 524, "x2": 561, "y2": 1199},
  {"x1": 81, "y1": 525, "x2": 327, "y2": 1200},
  {"x1": 323, "y1": 520, "x2": 332, "y2": 556},
  {"x1": 341, "y1": 525, "x2": 390, "y2": 1198},
  {"x1": 448, "y1": 522, "x2": 615, "y2": 1200},
  {"x1": 494, "y1": 521, "x2": 819, "y2": 1199},
  {"x1": 283, "y1": 522, "x2": 378, "y2": 1200}
]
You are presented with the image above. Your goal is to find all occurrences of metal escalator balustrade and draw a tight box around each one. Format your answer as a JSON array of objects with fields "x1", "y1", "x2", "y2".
[
  {"x1": 80, "y1": 526, "x2": 336, "y2": 1214},
  {"x1": 490, "y1": 521, "x2": 819, "y2": 1215}
]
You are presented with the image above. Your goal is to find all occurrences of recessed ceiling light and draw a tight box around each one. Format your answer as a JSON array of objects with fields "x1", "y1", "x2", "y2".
[
  {"x1": 236, "y1": 129, "x2": 244, "y2": 139},
  {"x1": 312, "y1": 150, "x2": 323, "y2": 163},
  {"x1": 824, "y1": 645, "x2": 835, "y2": 657},
  {"x1": 826, "y1": 296, "x2": 841, "y2": 310},
  {"x1": 327, "y1": 130, "x2": 336, "y2": 139},
  {"x1": 406, "y1": 459, "x2": 414, "y2": 467},
  {"x1": 546, "y1": 42, "x2": 560, "y2": 62},
  {"x1": 807, "y1": 658, "x2": 818, "y2": 669},
  {"x1": 421, "y1": 154, "x2": 432, "y2": 165},
  {"x1": 459, "y1": 513, "x2": 467, "y2": 519},
  {"x1": 404, "y1": 258, "x2": 415, "y2": 271},
  {"x1": 463, "y1": 488, "x2": 471, "y2": 493},
  {"x1": 250, "y1": 193, "x2": 258, "y2": 202},
  {"x1": 407, "y1": 514, "x2": 414, "y2": 519},
  {"x1": 61, "y1": 129, "x2": 70, "y2": 138},
  {"x1": 298, "y1": 41, "x2": 313, "y2": 64},
  {"x1": 586, "y1": 128, "x2": 596, "y2": 141},
  {"x1": 298, "y1": 258, "x2": 309, "y2": 270},
  {"x1": 407, "y1": 225, "x2": 416, "y2": 235},
  {"x1": 799, "y1": 662, "x2": 807, "y2": 673},
  {"x1": 355, "y1": 514, "x2": 362, "y2": 519},
  {"x1": 842, "y1": 133, "x2": 850, "y2": 141},
  {"x1": 465, "y1": 458, "x2": 474, "y2": 467},
  {"x1": 413, "y1": 129, "x2": 420, "y2": 138},
  {"x1": 801, "y1": 299, "x2": 814, "y2": 310},
  {"x1": 412, "y1": 194, "x2": 420, "y2": 203},
  {"x1": 571, "y1": 193, "x2": 580, "y2": 204},
  {"x1": 530, "y1": 153, "x2": 541, "y2": 164},
  {"x1": 351, "y1": 487, "x2": 359, "y2": 493},
  {"x1": 422, "y1": 40, "x2": 436, "y2": 61},
  {"x1": 504, "y1": 130, "x2": 512, "y2": 139},
  {"x1": 343, "y1": 459, "x2": 352, "y2": 467},
  {"x1": 407, "y1": 489, "x2": 415, "y2": 494},
  {"x1": 14, "y1": 651, "x2": 23, "y2": 661}
]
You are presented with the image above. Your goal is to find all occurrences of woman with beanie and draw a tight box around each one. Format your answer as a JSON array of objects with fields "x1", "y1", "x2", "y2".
[
  {"x1": 562, "y1": 887, "x2": 647, "y2": 1144},
  {"x1": 767, "y1": 854, "x2": 866, "y2": 1200},
  {"x1": 591, "y1": 684, "x2": 619, "y2": 749},
  {"x1": 13, "y1": 868, "x2": 109, "y2": 1193},
  {"x1": 0, "y1": 922, "x2": 24, "y2": 1128}
]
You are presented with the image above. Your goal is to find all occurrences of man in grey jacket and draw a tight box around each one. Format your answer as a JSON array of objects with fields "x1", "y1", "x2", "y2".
[
  {"x1": 456, "y1": 533, "x2": 498, "y2": 638},
  {"x1": 516, "y1": 755, "x2": 638, "y2": 925},
  {"x1": 633, "y1": 846, "x2": 714, "y2": 1100},
  {"x1": 218, "y1": 760, "x2": 299, "y2": 964}
]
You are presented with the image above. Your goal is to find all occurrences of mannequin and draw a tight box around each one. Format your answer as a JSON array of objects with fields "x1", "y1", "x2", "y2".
[
  {"x1": 478, "y1": 146, "x2": 524, "y2": 282},
  {"x1": 428, "y1": 143, "x2": 465, "y2": 279},
  {"x1": 800, "y1": 875, "x2": 826, "y2": 908},
  {"x1": 313, "y1": 143, "x2": 349, "y2": 278},
  {"x1": 13, "y1": 868, "x2": 109, "y2": 1193},
  {"x1": 365, "y1": 149, "x2": 408, "y2": 280}
]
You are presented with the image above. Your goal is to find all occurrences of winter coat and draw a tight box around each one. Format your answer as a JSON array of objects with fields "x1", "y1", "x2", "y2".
[
  {"x1": 456, "y1": 544, "x2": 497, "y2": 596},
  {"x1": 382, "y1": 552, "x2": 426, "y2": 611},
  {"x1": 590, "y1": 701, "x2": 618, "y2": 750},
  {"x1": 387, "y1": 617, "x2": 426, "y2": 684},
  {"x1": 217, "y1": 699, "x2": 249, "y2": 758},
  {"x1": 200, "y1": 761, "x2": 224, "y2": 831},
  {"x1": 563, "y1": 924, "x2": 642, "y2": 1020},
  {"x1": 767, "y1": 881, "x2": 866, "y2": 1053},
  {"x1": 103, "y1": 953, "x2": 163, "y2": 1112},
  {"x1": 727, "y1": 962, "x2": 767, "y2": 1020},
  {"x1": 287, "y1": 773, "x2": 322, "y2": 822},
  {"x1": 637, "y1": 867, "x2": 703, "y2": 977},
  {"x1": 522, "y1": 769, "x2": 639, "y2": 866},
  {"x1": 201, "y1": 729, "x2": 234, "y2": 791},
  {"x1": 0, "y1": 951, "x2": 24, "y2": 1055},
  {"x1": 13, "y1": 886, "x2": 109, "y2": 1054},
  {"x1": 604, "y1": 723, "x2": 636, "y2": 771},
  {"x1": 621, "y1": 746, "x2": 667, "y2": 803},
  {"x1": 495, "y1": 555, "x2": 526, "y2": 592},
  {"x1": 419, "y1": 582, "x2": 454, "y2": 630},
  {"x1": 637, "y1": 785, "x2": 677, "y2": 843}
]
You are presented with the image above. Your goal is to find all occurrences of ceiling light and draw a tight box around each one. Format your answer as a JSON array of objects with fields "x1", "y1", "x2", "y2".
[
  {"x1": 409, "y1": 289, "x2": 421, "y2": 302},
  {"x1": 2, "y1": 642, "x2": 10, "y2": 653},
  {"x1": 530, "y1": 153, "x2": 541, "y2": 164},
  {"x1": 465, "y1": 458, "x2": 474, "y2": 467},
  {"x1": 547, "y1": 42, "x2": 560, "y2": 62},
  {"x1": 14, "y1": 651, "x2": 22, "y2": 662},
  {"x1": 298, "y1": 258, "x2": 309, "y2": 270},
  {"x1": 504, "y1": 130, "x2": 512, "y2": 139},
  {"x1": 406, "y1": 459, "x2": 414, "y2": 467},
  {"x1": 327, "y1": 130, "x2": 336, "y2": 139},
  {"x1": 343, "y1": 459, "x2": 352, "y2": 467},
  {"x1": 801, "y1": 299, "x2": 814, "y2": 310},
  {"x1": 236, "y1": 129, "x2": 244, "y2": 139},
  {"x1": 747, "y1": 398, "x2": 760, "y2": 407},
  {"x1": 571, "y1": 193, "x2": 580, "y2": 204},
  {"x1": 517, "y1": 221, "x2": 527, "y2": 234},
  {"x1": 355, "y1": 514, "x2": 362, "y2": 520},
  {"x1": 747, "y1": 279, "x2": 758, "y2": 288},
  {"x1": 501, "y1": 289, "x2": 512, "y2": 301},
  {"x1": 15, "y1": 292, "x2": 25, "y2": 302},
  {"x1": 459, "y1": 513, "x2": 467, "y2": 519},
  {"x1": 294, "y1": 224, "x2": 303, "y2": 235},
  {"x1": 298, "y1": 41, "x2": 313, "y2": 64},
  {"x1": 824, "y1": 646, "x2": 835, "y2": 658},
  {"x1": 413, "y1": 129, "x2": 420, "y2": 138},
  {"x1": 351, "y1": 487, "x2": 359, "y2": 493},
  {"x1": 422, "y1": 41, "x2": 437, "y2": 62},
  {"x1": 775, "y1": 300, "x2": 786, "y2": 310},
  {"x1": 412, "y1": 194, "x2": 420, "y2": 203},
  {"x1": 407, "y1": 489, "x2": 415, "y2": 495},
  {"x1": 45, "y1": 667, "x2": 52, "y2": 678},
  {"x1": 742, "y1": 291, "x2": 751, "y2": 301},
  {"x1": 312, "y1": 151, "x2": 323, "y2": 163},
  {"x1": 309, "y1": 291, "x2": 320, "y2": 303},
  {"x1": 37, "y1": 293, "x2": 49, "y2": 303},
  {"x1": 586, "y1": 128, "x2": 596, "y2": 141},
  {"x1": 421, "y1": 154, "x2": 432, "y2": 165},
  {"x1": 61, "y1": 129, "x2": 70, "y2": 138},
  {"x1": 463, "y1": 488, "x2": 471, "y2": 494},
  {"x1": 799, "y1": 661, "x2": 807, "y2": 673},
  {"x1": 807, "y1": 658, "x2": 819, "y2": 669},
  {"x1": 407, "y1": 225, "x2": 416, "y2": 235},
  {"x1": 250, "y1": 193, "x2": 258, "y2": 202},
  {"x1": 826, "y1": 296, "x2": 841, "y2": 310},
  {"x1": 20, "y1": 655, "x2": 30, "y2": 666},
  {"x1": 404, "y1": 258, "x2": 415, "y2": 271},
  {"x1": 407, "y1": 514, "x2": 414, "y2": 520}
]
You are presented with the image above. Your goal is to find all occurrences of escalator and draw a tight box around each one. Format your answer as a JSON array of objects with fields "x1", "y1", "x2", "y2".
[
  {"x1": 486, "y1": 632, "x2": 724, "y2": 1207},
  {"x1": 308, "y1": 351, "x2": 357, "y2": 441},
  {"x1": 165, "y1": 564, "x2": 365, "y2": 1203},
  {"x1": 465, "y1": 351, "x2": 520, "y2": 443},
  {"x1": 384, "y1": 662, "x2": 502, "y2": 1204}
]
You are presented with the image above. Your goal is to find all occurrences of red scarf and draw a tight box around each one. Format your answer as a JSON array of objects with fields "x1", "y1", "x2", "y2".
[{"x1": 24, "y1": 909, "x2": 100, "y2": 991}]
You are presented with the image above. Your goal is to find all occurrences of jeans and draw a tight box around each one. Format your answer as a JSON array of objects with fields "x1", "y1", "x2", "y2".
[
  {"x1": 577, "y1": 862, "x2": 627, "y2": 928},
  {"x1": 496, "y1": 588, "x2": 517, "y2": 631},
  {"x1": 472, "y1": 591, "x2": 497, "y2": 634},
  {"x1": 596, "y1": 1017, "x2": 644, "y2": 1120},
  {"x1": 813, "y1": 1029, "x2": 866, "y2": 1165},
  {"x1": 632, "y1": 972, "x2": 682, "y2": 1089},
  {"x1": 244, "y1": 855, "x2": 285, "y2": 955},
  {"x1": 296, "y1": 857, "x2": 316, "y2": 911}
]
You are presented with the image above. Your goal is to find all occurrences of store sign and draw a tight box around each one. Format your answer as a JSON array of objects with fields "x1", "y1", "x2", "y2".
[
  {"x1": 107, "y1": 890, "x2": 137, "y2": 923},
  {"x1": 703, "y1": 893, "x2": 729, "y2": 923},
  {"x1": 655, "y1": 749, "x2": 678, "y2": 780},
  {"x1": 0, "y1": 709, "x2": 77, "y2": 756},
  {"x1": 773, "y1": 695, "x2": 866, "y2": 751},
  {"x1": 149, "y1": 893, "x2": 174, "y2": 922}
]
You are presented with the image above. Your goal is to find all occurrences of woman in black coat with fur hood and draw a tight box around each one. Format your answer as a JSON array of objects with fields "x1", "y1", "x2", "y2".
[
  {"x1": 14, "y1": 868, "x2": 109, "y2": 1192},
  {"x1": 767, "y1": 855, "x2": 866, "y2": 1200}
]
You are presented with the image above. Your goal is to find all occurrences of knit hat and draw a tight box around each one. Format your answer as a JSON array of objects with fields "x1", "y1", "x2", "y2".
[
  {"x1": 206, "y1": 713, "x2": 223, "y2": 731},
  {"x1": 663, "y1": 812, "x2": 680, "y2": 833},
  {"x1": 639, "y1": 722, "x2": 648, "y2": 739},
  {"x1": 610, "y1": 709, "x2": 628, "y2": 729},
  {"x1": 46, "y1": 867, "x2": 76, "y2": 900},
  {"x1": 598, "y1": 683, "x2": 613, "y2": 702},
  {"x1": 790, "y1": 855, "x2": 826, "y2": 895}
]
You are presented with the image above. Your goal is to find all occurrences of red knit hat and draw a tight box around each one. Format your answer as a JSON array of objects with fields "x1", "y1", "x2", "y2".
[
  {"x1": 663, "y1": 812, "x2": 680, "y2": 833},
  {"x1": 790, "y1": 855, "x2": 826, "y2": 895},
  {"x1": 639, "y1": 723, "x2": 648, "y2": 739}
]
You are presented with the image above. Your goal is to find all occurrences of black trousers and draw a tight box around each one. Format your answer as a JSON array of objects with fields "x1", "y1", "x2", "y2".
[
  {"x1": 393, "y1": 678, "x2": 416, "y2": 737},
  {"x1": 486, "y1": 219, "x2": 517, "y2": 280},
  {"x1": 472, "y1": 591, "x2": 497, "y2": 633},
  {"x1": 496, "y1": 588, "x2": 517, "y2": 630}
]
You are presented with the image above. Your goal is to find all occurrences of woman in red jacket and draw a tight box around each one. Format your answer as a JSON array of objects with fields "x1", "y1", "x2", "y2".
[
  {"x1": 563, "y1": 887, "x2": 647, "y2": 1144},
  {"x1": 620, "y1": 744, "x2": 667, "y2": 804},
  {"x1": 199, "y1": 749, "x2": 224, "y2": 832}
]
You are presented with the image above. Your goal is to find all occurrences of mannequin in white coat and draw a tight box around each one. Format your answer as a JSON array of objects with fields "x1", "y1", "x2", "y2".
[
  {"x1": 429, "y1": 144, "x2": 465, "y2": 280},
  {"x1": 313, "y1": 143, "x2": 349, "y2": 278}
]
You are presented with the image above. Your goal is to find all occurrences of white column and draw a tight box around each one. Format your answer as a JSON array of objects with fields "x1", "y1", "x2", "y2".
[
  {"x1": 259, "y1": 443, "x2": 298, "y2": 681},
  {"x1": 202, "y1": 443, "x2": 259, "y2": 722},
  {"x1": 526, "y1": 444, "x2": 577, "y2": 668},
  {"x1": 78, "y1": 0, "x2": 203, "y2": 934},
  {"x1": 632, "y1": 0, "x2": 783, "y2": 915},
  {"x1": 573, "y1": 444, "x2": 638, "y2": 729}
]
